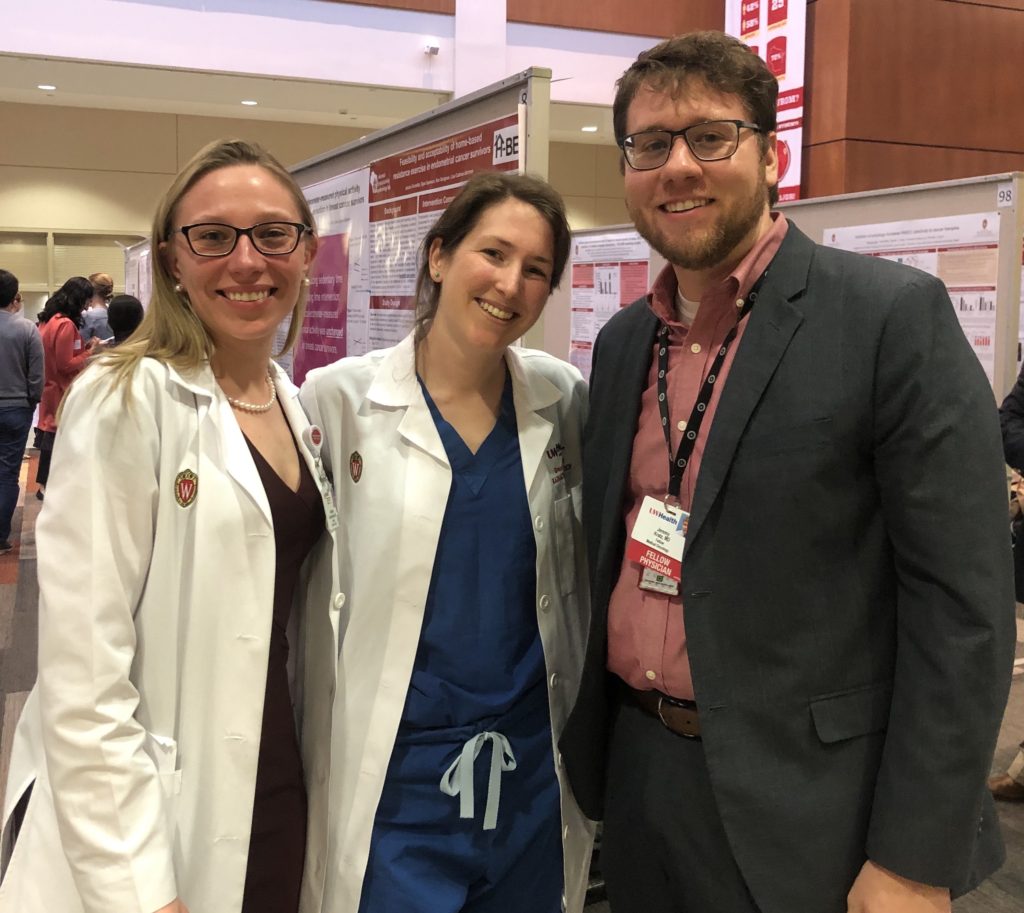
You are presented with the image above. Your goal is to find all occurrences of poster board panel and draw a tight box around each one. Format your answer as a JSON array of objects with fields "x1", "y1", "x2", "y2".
[{"x1": 781, "y1": 173, "x2": 1024, "y2": 398}]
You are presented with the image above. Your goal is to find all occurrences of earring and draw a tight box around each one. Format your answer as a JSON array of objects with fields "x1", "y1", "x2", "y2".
[
  {"x1": 174, "y1": 283, "x2": 185, "y2": 294},
  {"x1": 432, "y1": 272, "x2": 441, "y2": 282},
  {"x1": 302, "y1": 277, "x2": 311, "y2": 287}
]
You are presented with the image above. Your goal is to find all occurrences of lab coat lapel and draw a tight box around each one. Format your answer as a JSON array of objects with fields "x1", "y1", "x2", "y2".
[
  {"x1": 275, "y1": 366, "x2": 319, "y2": 484},
  {"x1": 220, "y1": 402, "x2": 273, "y2": 528},
  {"x1": 171, "y1": 362, "x2": 271, "y2": 528},
  {"x1": 367, "y1": 334, "x2": 448, "y2": 467},
  {"x1": 506, "y1": 348, "x2": 559, "y2": 494}
]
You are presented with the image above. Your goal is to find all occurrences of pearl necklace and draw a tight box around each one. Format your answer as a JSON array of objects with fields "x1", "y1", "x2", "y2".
[{"x1": 226, "y1": 370, "x2": 277, "y2": 414}]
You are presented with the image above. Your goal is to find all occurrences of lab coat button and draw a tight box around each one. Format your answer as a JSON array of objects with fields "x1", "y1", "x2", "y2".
[
  {"x1": 539, "y1": 594, "x2": 551, "y2": 611},
  {"x1": 534, "y1": 516, "x2": 545, "y2": 531},
  {"x1": 333, "y1": 592, "x2": 346, "y2": 609}
]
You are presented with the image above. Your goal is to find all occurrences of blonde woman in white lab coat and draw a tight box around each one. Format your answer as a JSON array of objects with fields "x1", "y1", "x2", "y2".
[
  {"x1": 0, "y1": 139, "x2": 342, "y2": 913},
  {"x1": 302, "y1": 171, "x2": 595, "y2": 913}
]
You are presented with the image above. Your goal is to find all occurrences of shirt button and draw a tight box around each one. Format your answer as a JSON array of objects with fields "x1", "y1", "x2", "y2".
[
  {"x1": 534, "y1": 516, "x2": 545, "y2": 531},
  {"x1": 690, "y1": 343, "x2": 701, "y2": 354},
  {"x1": 677, "y1": 420, "x2": 687, "y2": 431},
  {"x1": 333, "y1": 592, "x2": 346, "y2": 609},
  {"x1": 539, "y1": 594, "x2": 551, "y2": 611},
  {"x1": 645, "y1": 670, "x2": 657, "y2": 681}
]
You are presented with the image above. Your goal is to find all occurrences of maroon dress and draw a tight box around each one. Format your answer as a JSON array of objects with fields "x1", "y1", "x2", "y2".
[{"x1": 241, "y1": 436, "x2": 324, "y2": 913}]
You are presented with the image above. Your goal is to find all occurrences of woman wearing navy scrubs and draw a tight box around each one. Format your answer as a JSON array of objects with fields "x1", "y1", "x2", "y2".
[{"x1": 301, "y1": 171, "x2": 594, "y2": 913}]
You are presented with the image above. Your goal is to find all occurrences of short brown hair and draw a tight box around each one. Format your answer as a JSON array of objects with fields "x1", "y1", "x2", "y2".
[
  {"x1": 413, "y1": 171, "x2": 570, "y2": 342},
  {"x1": 614, "y1": 31, "x2": 779, "y2": 204}
]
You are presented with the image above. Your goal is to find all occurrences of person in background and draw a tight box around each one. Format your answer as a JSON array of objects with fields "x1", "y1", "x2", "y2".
[
  {"x1": 34, "y1": 276, "x2": 96, "y2": 500},
  {"x1": 105, "y1": 293, "x2": 145, "y2": 347},
  {"x1": 986, "y1": 369, "x2": 1024, "y2": 802},
  {"x1": 0, "y1": 269, "x2": 43, "y2": 554},
  {"x1": 80, "y1": 271, "x2": 114, "y2": 343},
  {"x1": 560, "y1": 30, "x2": 1014, "y2": 913},
  {"x1": 0, "y1": 139, "x2": 340, "y2": 913},
  {"x1": 302, "y1": 171, "x2": 595, "y2": 913}
]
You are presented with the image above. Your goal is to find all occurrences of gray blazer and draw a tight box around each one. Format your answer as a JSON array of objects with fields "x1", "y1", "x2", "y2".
[{"x1": 560, "y1": 224, "x2": 1015, "y2": 913}]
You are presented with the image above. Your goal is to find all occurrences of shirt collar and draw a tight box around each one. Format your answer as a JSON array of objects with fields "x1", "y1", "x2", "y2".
[{"x1": 649, "y1": 212, "x2": 789, "y2": 328}]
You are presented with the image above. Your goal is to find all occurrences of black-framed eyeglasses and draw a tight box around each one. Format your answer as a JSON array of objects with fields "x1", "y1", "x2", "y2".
[
  {"x1": 179, "y1": 221, "x2": 311, "y2": 257},
  {"x1": 621, "y1": 120, "x2": 763, "y2": 171}
]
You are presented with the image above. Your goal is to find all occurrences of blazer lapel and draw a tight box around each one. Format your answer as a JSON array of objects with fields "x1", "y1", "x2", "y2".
[{"x1": 686, "y1": 226, "x2": 815, "y2": 550}]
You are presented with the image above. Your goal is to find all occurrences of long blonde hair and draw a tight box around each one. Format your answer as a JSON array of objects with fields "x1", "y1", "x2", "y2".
[{"x1": 102, "y1": 139, "x2": 316, "y2": 390}]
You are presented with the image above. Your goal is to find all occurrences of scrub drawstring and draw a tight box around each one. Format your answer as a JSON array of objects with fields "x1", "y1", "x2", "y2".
[{"x1": 440, "y1": 731, "x2": 517, "y2": 831}]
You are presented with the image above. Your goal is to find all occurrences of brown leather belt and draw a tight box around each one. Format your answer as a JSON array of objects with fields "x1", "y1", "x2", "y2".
[{"x1": 628, "y1": 687, "x2": 702, "y2": 739}]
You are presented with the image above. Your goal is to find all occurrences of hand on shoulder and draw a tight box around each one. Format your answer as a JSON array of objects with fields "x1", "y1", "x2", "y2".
[{"x1": 847, "y1": 860, "x2": 951, "y2": 913}]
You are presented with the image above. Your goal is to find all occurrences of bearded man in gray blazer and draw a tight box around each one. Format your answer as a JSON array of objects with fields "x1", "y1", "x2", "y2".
[{"x1": 560, "y1": 31, "x2": 1015, "y2": 913}]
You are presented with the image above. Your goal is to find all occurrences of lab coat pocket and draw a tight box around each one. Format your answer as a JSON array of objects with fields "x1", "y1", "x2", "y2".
[
  {"x1": 144, "y1": 732, "x2": 183, "y2": 815},
  {"x1": 552, "y1": 493, "x2": 579, "y2": 598}
]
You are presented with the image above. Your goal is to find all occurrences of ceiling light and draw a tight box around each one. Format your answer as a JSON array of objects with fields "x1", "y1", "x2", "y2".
[
  {"x1": 581, "y1": 125, "x2": 598, "y2": 133},
  {"x1": 241, "y1": 99, "x2": 258, "y2": 106},
  {"x1": 37, "y1": 84, "x2": 56, "y2": 91}
]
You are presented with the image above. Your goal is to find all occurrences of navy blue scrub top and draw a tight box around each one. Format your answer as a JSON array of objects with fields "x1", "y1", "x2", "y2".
[{"x1": 400, "y1": 372, "x2": 543, "y2": 731}]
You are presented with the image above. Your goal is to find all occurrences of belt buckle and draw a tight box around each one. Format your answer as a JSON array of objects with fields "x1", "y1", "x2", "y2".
[{"x1": 656, "y1": 695, "x2": 699, "y2": 740}]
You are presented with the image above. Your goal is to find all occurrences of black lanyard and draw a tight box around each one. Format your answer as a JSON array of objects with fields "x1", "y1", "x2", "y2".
[{"x1": 657, "y1": 273, "x2": 767, "y2": 502}]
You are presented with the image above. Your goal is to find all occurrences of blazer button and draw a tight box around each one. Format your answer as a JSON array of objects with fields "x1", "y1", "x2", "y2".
[
  {"x1": 333, "y1": 592, "x2": 346, "y2": 609},
  {"x1": 549, "y1": 672, "x2": 560, "y2": 688},
  {"x1": 539, "y1": 594, "x2": 551, "y2": 611},
  {"x1": 534, "y1": 516, "x2": 545, "y2": 531}
]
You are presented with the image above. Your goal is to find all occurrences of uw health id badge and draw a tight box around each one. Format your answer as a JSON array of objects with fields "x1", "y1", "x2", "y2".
[{"x1": 627, "y1": 495, "x2": 689, "y2": 595}]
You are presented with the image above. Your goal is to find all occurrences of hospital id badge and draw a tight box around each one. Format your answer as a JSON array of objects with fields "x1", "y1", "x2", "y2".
[
  {"x1": 626, "y1": 495, "x2": 688, "y2": 582},
  {"x1": 639, "y1": 568, "x2": 680, "y2": 595}
]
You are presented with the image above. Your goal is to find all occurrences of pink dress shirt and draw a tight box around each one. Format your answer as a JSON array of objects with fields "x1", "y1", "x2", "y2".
[{"x1": 606, "y1": 214, "x2": 789, "y2": 700}]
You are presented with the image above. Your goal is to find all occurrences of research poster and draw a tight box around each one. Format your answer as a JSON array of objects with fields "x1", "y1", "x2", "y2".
[
  {"x1": 823, "y1": 212, "x2": 1001, "y2": 381},
  {"x1": 292, "y1": 169, "x2": 369, "y2": 386},
  {"x1": 294, "y1": 112, "x2": 521, "y2": 381},
  {"x1": 568, "y1": 230, "x2": 650, "y2": 380},
  {"x1": 365, "y1": 113, "x2": 521, "y2": 351},
  {"x1": 724, "y1": 0, "x2": 807, "y2": 202}
]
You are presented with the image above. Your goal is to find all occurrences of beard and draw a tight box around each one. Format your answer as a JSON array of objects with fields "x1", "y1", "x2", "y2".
[{"x1": 629, "y1": 170, "x2": 770, "y2": 272}]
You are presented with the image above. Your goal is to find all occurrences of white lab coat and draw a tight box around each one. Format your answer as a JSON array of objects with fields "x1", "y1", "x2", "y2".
[
  {"x1": 0, "y1": 357, "x2": 342, "y2": 913},
  {"x1": 300, "y1": 333, "x2": 596, "y2": 913}
]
